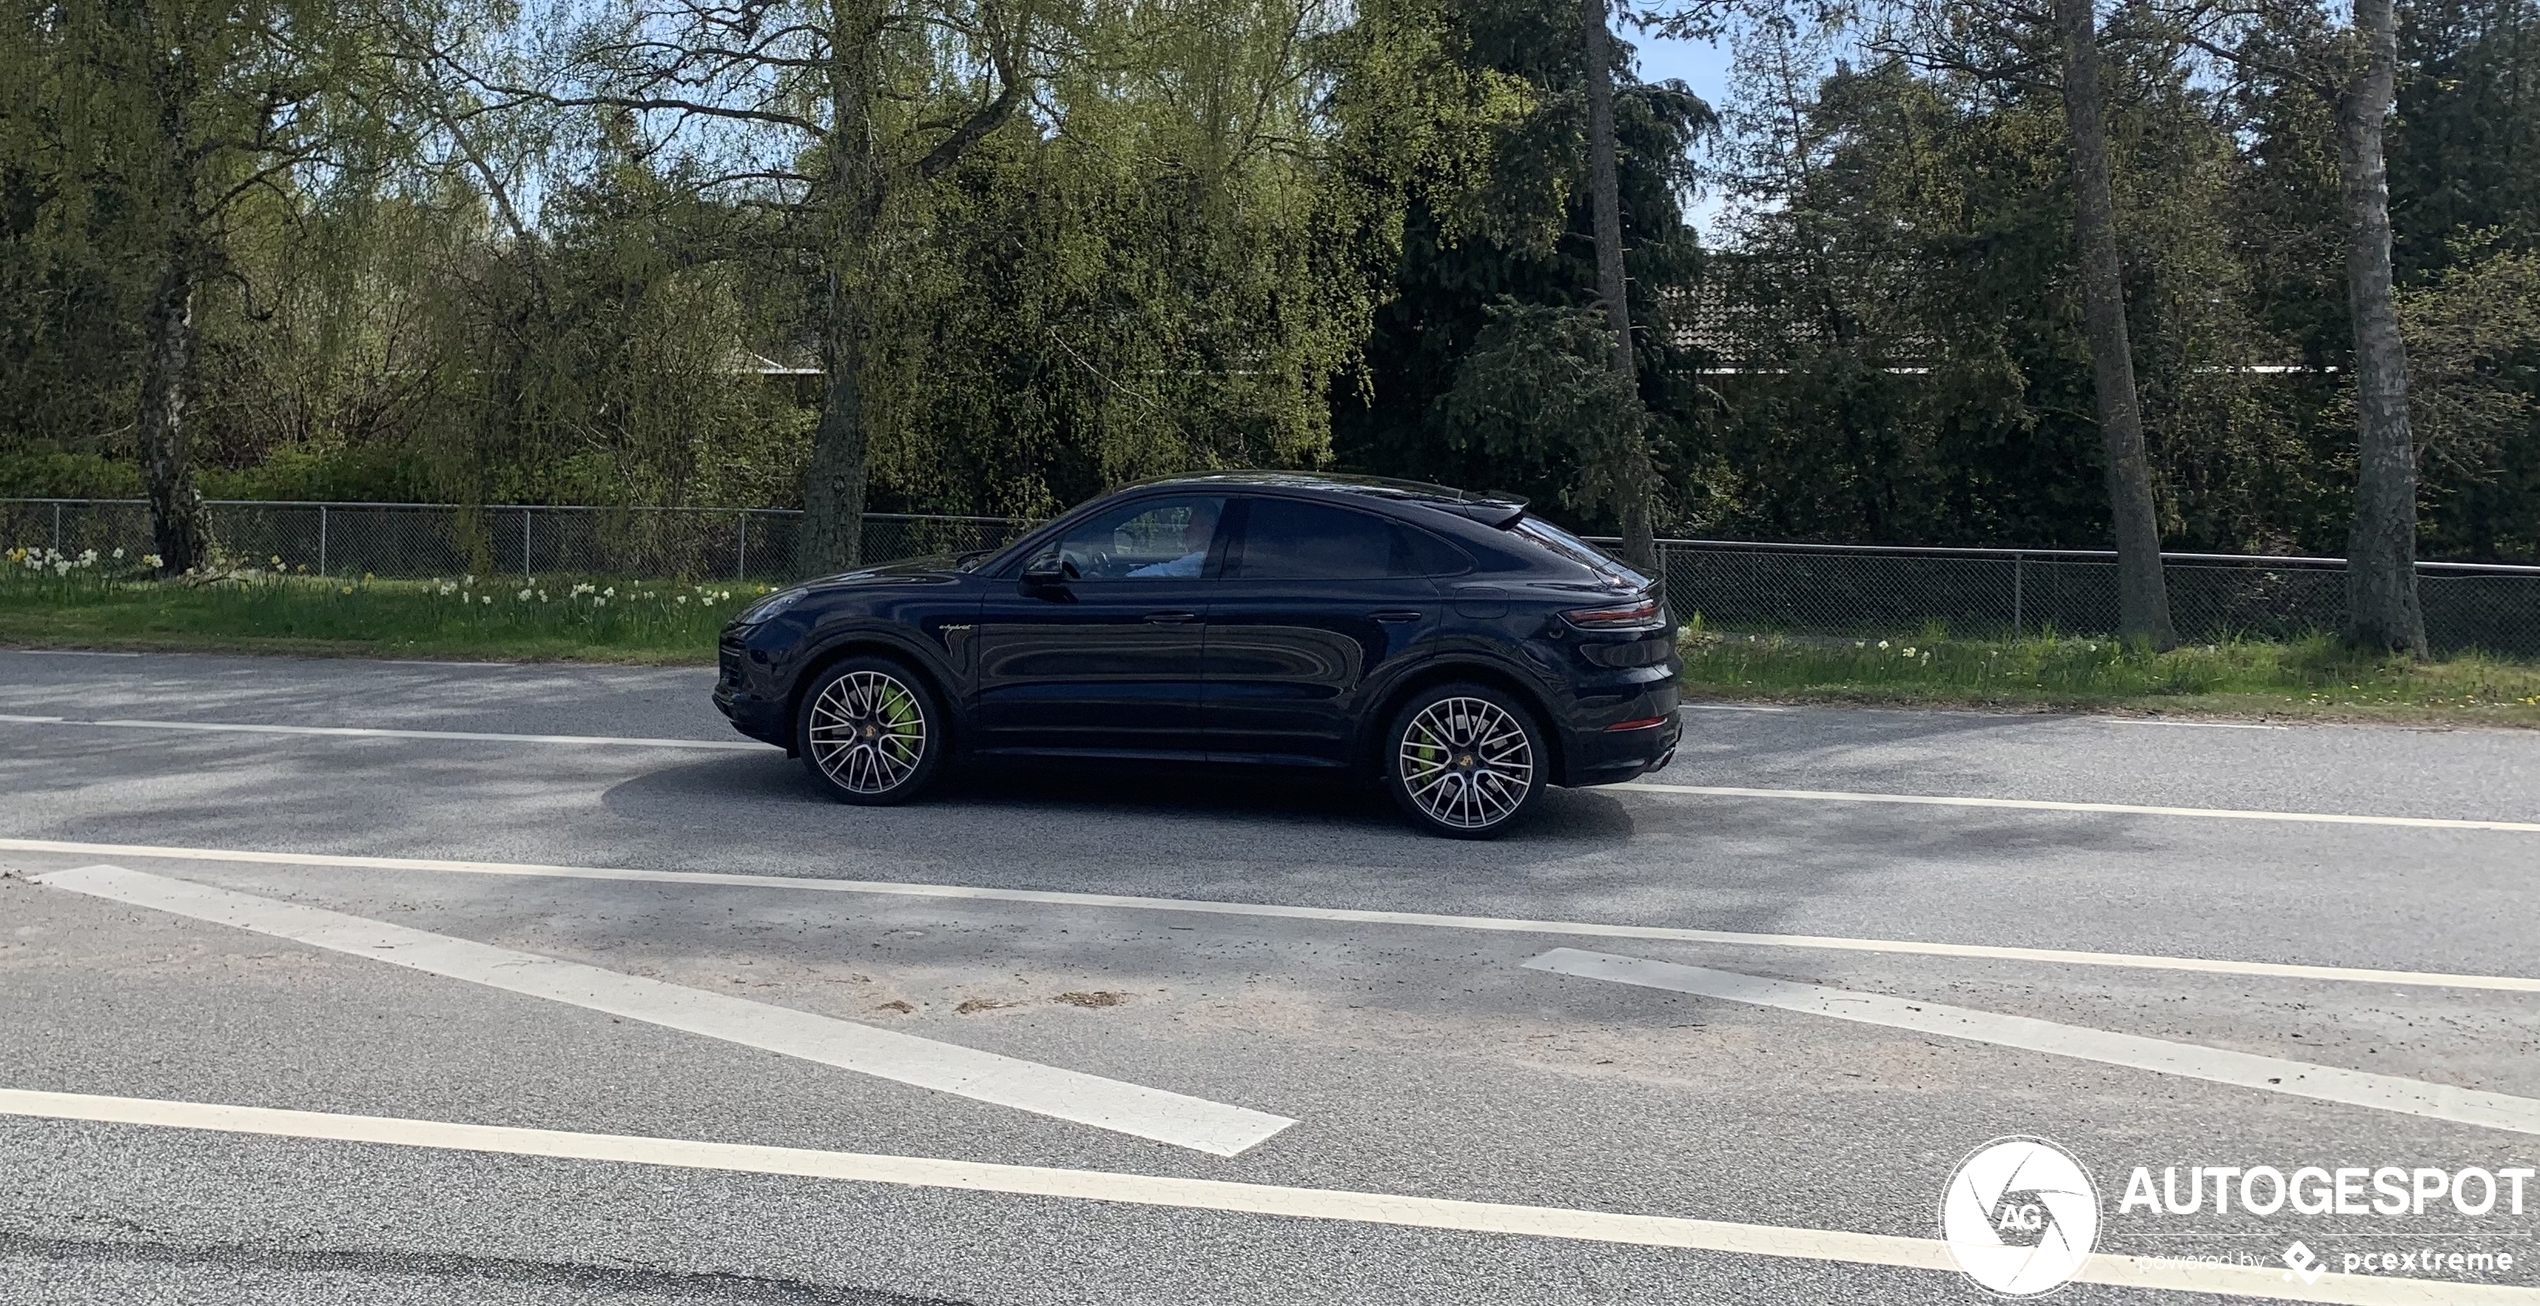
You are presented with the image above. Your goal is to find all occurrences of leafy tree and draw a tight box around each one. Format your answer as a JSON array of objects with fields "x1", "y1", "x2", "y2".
[
  {"x1": 1330, "y1": 0, "x2": 1712, "y2": 534},
  {"x1": 12, "y1": 0, "x2": 407, "y2": 572},
  {"x1": 2172, "y1": 0, "x2": 2434, "y2": 651},
  {"x1": 1859, "y1": 0, "x2": 2179, "y2": 644}
]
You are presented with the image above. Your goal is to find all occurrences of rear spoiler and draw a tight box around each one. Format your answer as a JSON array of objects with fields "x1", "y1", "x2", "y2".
[{"x1": 1435, "y1": 498, "x2": 1527, "y2": 529}]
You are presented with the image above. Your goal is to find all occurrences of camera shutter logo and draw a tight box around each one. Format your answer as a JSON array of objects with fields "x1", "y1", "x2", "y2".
[{"x1": 1940, "y1": 1136, "x2": 2101, "y2": 1295}]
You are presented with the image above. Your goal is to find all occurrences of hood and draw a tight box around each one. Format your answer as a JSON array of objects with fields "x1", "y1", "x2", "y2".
[{"x1": 807, "y1": 553, "x2": 971, "y2": 587}]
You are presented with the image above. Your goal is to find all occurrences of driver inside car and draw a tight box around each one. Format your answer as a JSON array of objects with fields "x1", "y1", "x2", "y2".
[{"x1": 1123, "y1": 499, "x2": 1222, "y2": 578}]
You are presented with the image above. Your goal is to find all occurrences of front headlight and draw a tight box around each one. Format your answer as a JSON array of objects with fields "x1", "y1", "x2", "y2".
[{"x1": 731, "y1": 587, "x2": 808, "y2": 628}]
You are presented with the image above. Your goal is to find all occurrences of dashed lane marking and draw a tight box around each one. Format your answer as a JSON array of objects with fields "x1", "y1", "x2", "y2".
[
  {"x1": 2103, "y1": 718, "x2": 2289, "y2": 730},
  {"x1": 1525, "y1": 948, "x2": 2540, "y2": 1137},
  {"x1": 0, "y1": 714, "x2": 764, "y2": 750},
  {"x1": 0, "y1": 1089, "x2": 2528, "y2": 1304},
  {"x1": 1613, "y1": 781, "x2": 2540, "y2": 834},
  {"x1": 3, "y1": 837, "x2": 2535, "y2": 994},
  {"x1": 34, "y1": 865, "x2": 1293, "y2": 1156}
]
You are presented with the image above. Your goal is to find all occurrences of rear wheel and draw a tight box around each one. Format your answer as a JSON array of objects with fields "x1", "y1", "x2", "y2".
[
  {"x1": 1384, "y1": 683, "x2": 1545, "y2": 838},
  {"x1": 797, "y1": 657, "x2": 945, "y2": 805}
]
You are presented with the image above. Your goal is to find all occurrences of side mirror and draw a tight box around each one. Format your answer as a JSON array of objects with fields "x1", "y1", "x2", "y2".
[{"x1": 1021, "y1": 553, "x2": 1069, "y2": 585}]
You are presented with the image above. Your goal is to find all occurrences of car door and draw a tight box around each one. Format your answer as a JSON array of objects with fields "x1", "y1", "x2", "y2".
[
  {"x1": 969, "y1": 494, "x2": 1228, "y2": 759},
  {"x1": 1200, "y1": 496, "x2": 1461, "y2": 766}
]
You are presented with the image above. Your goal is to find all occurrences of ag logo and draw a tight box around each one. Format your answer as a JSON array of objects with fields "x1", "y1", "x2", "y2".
[{"x1": 1940, "y1": 1136, "x2": 2100, "y2": 1295}]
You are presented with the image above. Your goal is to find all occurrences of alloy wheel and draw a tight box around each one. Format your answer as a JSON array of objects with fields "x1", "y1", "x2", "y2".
[
  {"x1": 807, "y1": 669, "x2": 929, "y2": 795},
  {"x1": 1397, "y1": 696, "x2": 1534, "y2": 830}
]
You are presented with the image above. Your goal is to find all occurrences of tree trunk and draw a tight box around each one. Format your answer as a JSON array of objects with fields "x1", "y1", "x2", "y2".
[
  {"x1": 2053, "y1": 0, "x2": 2174, "y2": 649},
  {"x1": 800, "y1": 270, "x2": 872, "y2": 573},
  {"x1": 798, "y1": 0, "x2": 886, "y2": 575},
  {"x1": 2336, "y1": 0, "x2": 2428, "y2": 655},
  {"x1": 137, "y1": 236, "x2": 209, "y2": 575},
  {"x1": 1578, "y1": 0, "x2": 1658, "y2": 576}
]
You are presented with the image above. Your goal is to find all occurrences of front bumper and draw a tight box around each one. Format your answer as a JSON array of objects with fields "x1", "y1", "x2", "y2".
[{"x1": 715, "y1": 635, "x2": 793, "y2": 749}]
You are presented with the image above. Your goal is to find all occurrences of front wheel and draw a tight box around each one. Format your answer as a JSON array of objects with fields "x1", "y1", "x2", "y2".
[
  {"x1": 797, "y1": 657, "x2": 946, "y2": 805},
  {"x1": 1383, "y1": 684, "x2": 1546, "y2": 839}
]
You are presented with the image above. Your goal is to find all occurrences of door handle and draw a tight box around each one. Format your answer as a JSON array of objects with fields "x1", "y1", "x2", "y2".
[
  {"x1": 1371, "y1": 610, "x2": 1425, "y2": 623},
  {"x1": 1144, "y1": 611, "x2": 1200, "y2": 624}
]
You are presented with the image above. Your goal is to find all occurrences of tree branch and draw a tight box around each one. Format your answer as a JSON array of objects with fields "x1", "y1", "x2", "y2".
[{"x1": 914, "y1": 10, "x2": 1030, "y2": 181}]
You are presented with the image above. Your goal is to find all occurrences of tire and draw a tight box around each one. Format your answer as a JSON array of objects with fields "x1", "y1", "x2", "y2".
[
  {"x1": 796, "y1": 656, "x2": 947, "y2": 806},
  {"x1": 1383, "y1": 682, "x2": 1546, "y2": 838}
]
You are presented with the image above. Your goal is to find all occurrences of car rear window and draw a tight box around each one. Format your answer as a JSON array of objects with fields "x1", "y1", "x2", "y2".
[
  {"x1": 1234, "y1": 498, "x2": 1470, "y2": 579},
  {"x1": 1509, "y1": 517, "x2": 1640, "y2": 581}
]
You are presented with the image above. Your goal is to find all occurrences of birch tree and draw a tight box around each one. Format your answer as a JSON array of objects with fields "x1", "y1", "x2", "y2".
[
  {"x1": 19, "y1": 0, "x2": 398, "y2": 573},
  {"x1": 2169, "y1": 0, "x2": 2428, "y2": 652}
]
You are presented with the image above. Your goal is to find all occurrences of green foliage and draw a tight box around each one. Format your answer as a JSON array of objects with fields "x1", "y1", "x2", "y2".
[
  {"x1": 1330, "y1": 0, "x2": 1713, "y2": 520},
  {"x1": 862, "y1": 0, "x2": 1391, "y2": 517},
  {"x1": 0, "y1": 449, "x2": 143, "y2": 498},
  {"x1": 2401, "y1": 244, "x2": 2540, "y2": 557},
  {"x1": 0, "y1": 0, "x2": 2536, "y2": 576},
  {"x1": 1437, "y1": 298, "x2": 1645, "y2": 517}
]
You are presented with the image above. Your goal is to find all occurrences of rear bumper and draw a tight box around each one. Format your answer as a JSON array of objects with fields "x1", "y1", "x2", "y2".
[{"x1": 1559, "y1": 680, "x2": 1682, "y2": 787}]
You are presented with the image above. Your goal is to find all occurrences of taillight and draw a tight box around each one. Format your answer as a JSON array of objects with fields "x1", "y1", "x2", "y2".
[{"x1": 1562, "y1": 599, "x2": 1662, "y2": 629}]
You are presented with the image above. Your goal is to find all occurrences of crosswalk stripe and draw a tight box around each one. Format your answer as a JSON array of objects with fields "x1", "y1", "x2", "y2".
[{"x1": 34, "y1": 864, "x2": 1293, "y2": 1157}]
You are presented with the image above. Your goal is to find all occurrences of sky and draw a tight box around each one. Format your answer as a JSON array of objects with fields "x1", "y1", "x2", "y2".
[{"x1": 1625, "y1": 28, "x2": 1739, "y2": 237}]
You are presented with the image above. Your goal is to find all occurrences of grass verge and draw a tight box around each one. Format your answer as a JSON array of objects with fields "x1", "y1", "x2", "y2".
[
  {"x1": 1679, "y1": 627, "x2": 2540, "y2": 726},
  {"x1": 1, "y1": 553, "x2": 755, "y2": 663}
]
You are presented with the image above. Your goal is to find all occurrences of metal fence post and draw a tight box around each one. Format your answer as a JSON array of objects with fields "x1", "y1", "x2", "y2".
[
  {"x1": 53, "y1": 501, "x2": 62, "y2": 553},
  {"x1": 522, "y1": 509, "x2": 534, "y2": 580},
  {"x1": 736, "y1": 510, "x2": 748, "y2": 581},
  {"x1": 2012, "y1": 552, "x2": 2024, "y2": 636},
  {"x1": 318, "y1": 504, "x2": 328, "y2": 577}
]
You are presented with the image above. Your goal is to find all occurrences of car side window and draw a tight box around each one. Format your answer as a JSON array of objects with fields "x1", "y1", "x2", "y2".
[
  {"x1": 1232, "y1": 498, "x2": 1468, "y2": 580},
  {"x1": 1033, "y1": 496, "x2": 1228, "y2": 581}
]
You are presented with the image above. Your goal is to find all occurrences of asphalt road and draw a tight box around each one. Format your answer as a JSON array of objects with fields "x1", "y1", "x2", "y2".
[{"x1": 1, "y1": 648, "x2": 2535, "y2": 1305}]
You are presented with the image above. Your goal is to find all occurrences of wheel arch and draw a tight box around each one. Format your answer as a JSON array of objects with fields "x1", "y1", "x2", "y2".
[
  {"x1": 1360, "y1": 658, "x2": 1565, "y2": 783},
  {"x1": 785, "y1": 632, "x2": 960, "y2": 756}
]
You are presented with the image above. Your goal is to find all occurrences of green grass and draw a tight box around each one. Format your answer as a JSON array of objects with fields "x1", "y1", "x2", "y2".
[
  {"x1": 1, "y1": 547, "x2": 759, "y2": 662},
  {"x1": 1678, "y1": 622, "x2": 2540, "y2": 726}
]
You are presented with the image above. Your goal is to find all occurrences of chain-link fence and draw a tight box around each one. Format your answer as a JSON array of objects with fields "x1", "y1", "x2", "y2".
[
  {"x1": 0, "y1": 499, "x2": 1032, "y2": 584},
  {"x1": 1629, "y1": 539, "x2": 2540, "y2": 657},
  {"x1": 10, "y1": 499, "x2": 2537, "y2": 655}
]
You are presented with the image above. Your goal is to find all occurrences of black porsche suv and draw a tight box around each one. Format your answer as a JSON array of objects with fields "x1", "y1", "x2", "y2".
[{"x1": 714, "y1": 471, "x2": 1682, "y2": 837}]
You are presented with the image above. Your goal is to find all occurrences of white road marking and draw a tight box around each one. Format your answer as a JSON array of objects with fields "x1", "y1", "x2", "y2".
[
  {"x1": 2104, "y1": 718, "x2": 2288, "y2": 730},
  {"x1": 0, "y1": 648, "x2": 142, "y2": 657},
  {"x1": 1525, "y1": 948, "x2": 2540, "y2": 1137},
  {"x1": 4, "y1": 836, "x2": 2534, "y2": 995},
  {"x1": 0, "y1": 715, "x2": 764, "y2": 750},
  {"x1": 1681, "y1": 703, "x2": 1792, "y2": 713},
  {"x1": 1614, "y1": 781, "x2": 2540, "y2": 834},
  {"x1": 0, "y1": 1089, "x2": 2526, "y2": 1304},
  {"x1": 33, "y1": 865, "x2": 1291, "y2": 1157}
]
